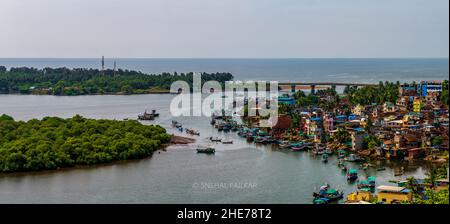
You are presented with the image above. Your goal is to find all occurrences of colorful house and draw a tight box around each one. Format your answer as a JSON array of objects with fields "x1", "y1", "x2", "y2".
[
  {"x1": 377, "y1": 185, "x2": 413, "y2": 204},
  {"x1": 413, "y1": 98, "x2": 422, "y2": 113}
]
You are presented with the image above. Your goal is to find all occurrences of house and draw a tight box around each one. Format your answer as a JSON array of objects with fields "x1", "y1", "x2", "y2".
[
  {"x1": 305, "y1": 117, "x2": 323, "y2": 142},
  {"x1": 323, "y1": 114, "x2": 334, "y2": 132},
  {"x1": 350, "y1": 128, "x2": 367, "y2": 151},
  {"x1": 396, "y1": 96, "x2": 411, "y2": 111},
  {"x1": 377, "y1": 185, "x2": 413, "y2": 204},
  {"x1": 413, "y1": 98, "x2": 422, "y2": 113},
  {"x1": 383, "y1": 102, "x2": 397, "y2": 113},
  {"x1": 408, "y1": 148, "x2": 425, "y2": 160},
  {"x1": 352, "y1": 105, "x2": 366, "y2": 116}
]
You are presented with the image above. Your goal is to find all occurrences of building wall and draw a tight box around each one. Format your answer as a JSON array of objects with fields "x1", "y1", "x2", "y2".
[{"x1": 377, "y1": 192, "x2": 412, "y2": 204}]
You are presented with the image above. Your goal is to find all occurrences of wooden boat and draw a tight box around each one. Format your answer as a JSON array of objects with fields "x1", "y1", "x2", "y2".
[
  {"x1": 345, "y1": 154, "x2": 362, "y2": 162},
  {"x1": 278, "y1": 141, "x2": 291, "y2": 149},
  {"x1": 172, "y1": 120, "x2": 182, "y2": 128},
  {"x1": 321, "y1": 154, "x2": 328, "y2": 163},
  {"x1": 186, "y1": 128, "x2": 200, "y2": 136},
  {"x1": 357, "y1": 176, "x2": 376, "y2": 189},
  {"x1": 150, "y1": 109, "x2": 159, "y2": 117},
  {"x1": 138, "y1": 110, "x2": 155, "y2": 120},
  {"x1": 291, "y1": 143, "x2": 307, "y2": 151},
  {"x1": 222, "y1": 139, "x2": 233, "y2": 144},
  {"x1": 209, "y1": 137, "x2": 222, "y2": 142},
  {"x1": 313, "y1": 185, "x2": 344, "y2": 203},
  {"x1": 347, "y1": 169, "x2": 358, "y2": 181},
  {"x1": 197, "y1": 145, "x2": 215, "y2": 154}
]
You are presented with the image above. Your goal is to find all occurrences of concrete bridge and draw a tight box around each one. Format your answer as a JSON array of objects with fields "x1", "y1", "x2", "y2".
[{"x1": 277, "y1": 82, "x2": 378, "y2": 94}]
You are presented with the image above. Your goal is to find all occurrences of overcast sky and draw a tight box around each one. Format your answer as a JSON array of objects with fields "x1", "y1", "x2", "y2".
[{"x1": 1, "y1": 0, "x2": 448, "y2": 58}]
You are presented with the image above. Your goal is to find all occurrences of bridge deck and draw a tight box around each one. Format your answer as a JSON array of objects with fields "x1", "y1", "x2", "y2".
[{"x1": 278, "y1": 82, "x2": 377, "y2": 86}]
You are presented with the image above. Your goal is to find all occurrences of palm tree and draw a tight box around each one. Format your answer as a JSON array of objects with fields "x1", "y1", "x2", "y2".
[{"x1": 425, "y1": 168, "x2": 438, "y2": 189}]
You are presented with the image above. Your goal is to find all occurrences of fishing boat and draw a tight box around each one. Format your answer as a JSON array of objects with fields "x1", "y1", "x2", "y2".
[
  {"x1": 357, "y1": 176, "x2": 376, "y2": 189},
  {"x1": 278, "y1": 141, "x2": 291, "y2": 149},
  {"x1": 196, "y1": 145, "x2": 215, "y2": 154},
  {"x1": 347, "y1": 169, "x2": 358, "y2": 181},
  {"x1": 209, "y1": 137, "x2": 222, "y2": 142},
  {"x1": 254, "y1": 136, "x2": 266, "y2": 144},
  {"x1": 186, "y1": 128, "x2": 200, "y2": 136},
  {"x1": 172, "y1": 120, "x2": 182, "y2": 128},
  {"x1": 346, "y1": 154, "x2": 362, "y2": 162},
  {"x1": 321, "y1": 154, "x2": 328, "y2": 163},
  {"x1": 222, "y1": 139, "x2": 233, "y2": 144},
  {"x1": 291, "y1": 143, "x2": 307, "y2": 151},
  {"x1": 313, "y1": 184, "x2": 344, "y2": 203},
  {"x1": 150, "y1": 109, "x2": 159, "y2": 117},
  {"x1": 137, "y1": 110, "x2": 155, "y2": 120}
]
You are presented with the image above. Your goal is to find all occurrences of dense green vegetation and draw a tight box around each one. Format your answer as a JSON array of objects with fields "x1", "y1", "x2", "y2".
[
  {"x1": 404, "y1": 166, "x2": 449, "y2": 204},
  {"x1": 0, "y1": 114, "x2": 171, "y2": 172},
  {"x1": 0, "y1": 66, "x2": 233, "y2": 95},
  {"x1": 344, "y1": 81, "x2": 400, "y2": 106}
]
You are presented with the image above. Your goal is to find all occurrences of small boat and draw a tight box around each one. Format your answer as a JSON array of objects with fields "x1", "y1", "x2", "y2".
[
  {"x1": 376, "y1": 167, "x2": 386, "y2": 171},
  {"x1": 150, "y1": 109, "x2": 159, "y2": 117},
  {"x1": 138, "y1": 110, "x2": 155, "y2": 120},
  {"x1": 291, "y1": 142, "x2": 307, "y2": 151},
  {"x1": 346, "y1": 154, "x2": 362, "y2": 162},
  {"x1": 210, "y1": 119, "x2": 216, "y2": 125},
  {"x1": 222, "y1": 139, "x2": 233, "y2": 144},
  {"x1": 357, "y1": 176, "x2": 376, "y2": 189},
  {"x1": 197, "y1": 145, "x2": 215, "y2": 154},
  {"x1": 209, "y1": 137, "x2": 222, "y2": 142},
  {"x1": 254, "y1": 136, "x2": 266, "y2": 144},
  {"x1": 246, "y1": 134, "x2": 254, "y2": 142},
  {"x1": 347, "y1": 169, "x2": 358, "y2": 181},
  {"x1": 321, "y1": 154, "x2": 328, "y2": 163},
  {"x1": 341, "y1": 166, "x2": 348, "y2": 172},
  {"x1": 186, "y1": 128, "x2": 200, "y2": 136},
  {"x1": 278, "y1": 141, "x2": 291, "y2": 149},
  {"x1": 325, "y1": 149, "x2": 333, "y2": 155},
  {"x1": 313, "y1": 184, "x2": 344, "y2": 203}
]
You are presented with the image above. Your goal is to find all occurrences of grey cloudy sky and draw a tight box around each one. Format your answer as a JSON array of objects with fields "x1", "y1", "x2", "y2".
[{"x1": 1, "y1": 0, "x2": 448, "y2": 58}]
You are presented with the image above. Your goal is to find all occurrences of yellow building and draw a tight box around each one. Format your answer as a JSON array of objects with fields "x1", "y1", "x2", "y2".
[
  {"x1": 346, "y1": 189, "x2": 375, "y2": 203},
  {"x1": 413, "y1": 98, "x2": 422, "y2": 113},
  {"x1": 377, "y1": 185, "x2": 413, "y2": 204}
]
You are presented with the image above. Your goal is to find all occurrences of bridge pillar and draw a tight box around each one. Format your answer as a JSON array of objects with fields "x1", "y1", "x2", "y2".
[
  {"x1": 310, "y1": 85, "x2": 316, "y2": 95},
  {"x1": 291, "y1": 85, "x2": 296, "y2": 93}
]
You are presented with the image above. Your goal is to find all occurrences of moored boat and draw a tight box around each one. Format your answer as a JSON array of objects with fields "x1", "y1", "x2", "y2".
[
  {"x1": 357, "y1": 176, "x2": 376, "y2": 189},
  {"x1": 321, "y1": 153, "x2": 328, "y2": 163},
  {"x1": 209, "y1": 137, "x2": 222, "y2": 142},
  {"x1": 138, "y1": 110, "x2": 155, "y2": 120},
  {"x1": 347, "y1": 169, "x2": 358, "y2": 181},
  {"x1": 222, "y1": 139, "x2": 233, "y2": 144},
  {"x1": 196, "y1": 145, "x2": 215, "y2": 154},
  {"x1": 313, "y1": 184, "x2": 344, "y2": 203}
]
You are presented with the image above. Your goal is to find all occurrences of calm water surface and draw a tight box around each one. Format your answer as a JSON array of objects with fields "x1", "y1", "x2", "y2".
[{"x1": 0, "y1": 94, "x2": 429, "y2": 203}]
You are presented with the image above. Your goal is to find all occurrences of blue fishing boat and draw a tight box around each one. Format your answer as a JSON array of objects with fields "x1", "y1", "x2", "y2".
[{"x1": 313, "y1": 185, "x2": 344, "y2": 203}]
